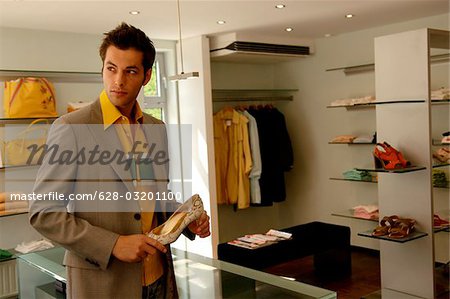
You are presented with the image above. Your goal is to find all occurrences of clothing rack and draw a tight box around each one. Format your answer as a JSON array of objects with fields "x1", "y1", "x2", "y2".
[{"x1": 212, "y1": 89, "x2": 297, "y2": 102}]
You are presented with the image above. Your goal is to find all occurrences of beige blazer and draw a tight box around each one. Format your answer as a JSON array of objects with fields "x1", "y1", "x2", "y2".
[{"x1": 29, "y1": 100, "x2": 193, "y2": 299}]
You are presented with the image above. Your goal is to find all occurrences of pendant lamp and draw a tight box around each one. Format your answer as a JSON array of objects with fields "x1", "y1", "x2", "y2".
[{"x1": 168, "y1": 0, "x2": 199, "y2": 81}]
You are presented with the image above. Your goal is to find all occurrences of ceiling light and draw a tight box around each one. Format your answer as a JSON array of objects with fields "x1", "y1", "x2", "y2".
[
  {"x1": 324, "y1": 34, "x2": 332, "y2": 37},
  {"x1": 168, "y1": 0, "x2": 200, "y2": 81},
  {"x1": 285, "y1": 27, "x2": 293, "y2": 32},
  {"x1": 345, "y1": 14, "x2": 354, "y2": 19},
  {"x1": 217, "y1": 20, "x2": 226, "y2": 25},
  {"x1": 129, "y1": 11, "x2": 140, "y2": 15},
  {"x1": 275, "y1": 4, "x2": 285, "y2": 9}
]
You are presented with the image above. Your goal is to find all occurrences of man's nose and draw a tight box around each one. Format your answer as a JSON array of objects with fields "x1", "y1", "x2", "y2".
[{"x1": 115, "y1": 72, "x2": 126, "y2": 87}]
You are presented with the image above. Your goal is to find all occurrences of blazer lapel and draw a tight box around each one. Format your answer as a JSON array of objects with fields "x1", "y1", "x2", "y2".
[{"x1": 86, "y1": 100, "x2": 135, "y2": 193}]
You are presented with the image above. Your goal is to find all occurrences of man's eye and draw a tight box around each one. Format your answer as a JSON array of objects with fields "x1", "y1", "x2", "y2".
[
  {"x1": 107, "y1": 67, "x2": 115, "y2": 72},
  {"x1": 128, "y1": 70, "x2": 137, "y2": 74}
]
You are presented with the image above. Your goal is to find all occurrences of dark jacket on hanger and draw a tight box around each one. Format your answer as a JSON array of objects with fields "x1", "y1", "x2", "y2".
[{"x1": 247, "y1": 107, "x2": 293, "y2": 205}]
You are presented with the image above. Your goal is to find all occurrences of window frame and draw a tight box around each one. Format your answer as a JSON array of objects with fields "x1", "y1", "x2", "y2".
[{"x1": 142, "y1": 52, "x2": 167, "y2": 121}]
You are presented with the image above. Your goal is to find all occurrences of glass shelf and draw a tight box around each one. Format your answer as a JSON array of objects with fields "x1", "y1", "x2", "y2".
[
  {"x1": 332, "y1": 209, "x2": 379, "y2": 222},
  {"x1": 212, "y1": 89, "x2": 298, "y2": 102},
  {"x1": 327, "y1": 100, "x2": 426, "y2": 109},
  {"x1": 328, "y1": 142, "x2": 374, "y2": 145},
  {"x1": 0, "y1": 116, "x2": 58, "y2": 124},
  {"x1": 433, "y1": 163, "x2": 450, "y2": 168},
  {"x1": 329, "y1": 177, "x2": 377, "y2": 183},
  {"x1": 431, "y1": 99, "x2": 450, "y2": 105},
  {"x1": 434, "y1": 226, "x2": 450, "y2": 233},
  {"x1": 355, "y1": 166, "x2": 426, "y2": 173},
  {"x1": 0, "y1": 69, "x2": 102, "y2": 83},
  {"x1": 432, "y1": 139, "x2": 449, "y2": 146},
  {"x1": 358, "y1": 230, "x2": 428, "y2": 243},
  {"x1": 0, "y1": 164, "x2": 41, "y2": 170},
  {"x1": 0, "y1": 210, "x2": 28, "y2": 218},
  {"x1": 331, "y1": 177, "x2": 448, "y2": 189},
  {"x1": 326, "y1": 53, "x2": 449, "y2": 74}
]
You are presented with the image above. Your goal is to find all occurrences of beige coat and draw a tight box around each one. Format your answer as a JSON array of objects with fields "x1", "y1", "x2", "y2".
[{"x1": 29, "y1": 100, "x2": 193, "y2": 299}]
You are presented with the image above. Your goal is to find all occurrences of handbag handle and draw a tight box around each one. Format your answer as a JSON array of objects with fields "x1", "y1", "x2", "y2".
[{"x1": 15, "y1": 118, "x2": 50, "y2": 141}]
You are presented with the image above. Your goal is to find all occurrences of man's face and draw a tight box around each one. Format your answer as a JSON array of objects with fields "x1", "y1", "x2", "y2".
[{"x1": 102, "y1": 45, "x2": 151, "y2": 112}]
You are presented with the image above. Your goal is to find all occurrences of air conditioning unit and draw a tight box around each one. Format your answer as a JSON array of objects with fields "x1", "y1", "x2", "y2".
[{"x1": 209, "y1": 32, "x2": 314, "y2": 63}]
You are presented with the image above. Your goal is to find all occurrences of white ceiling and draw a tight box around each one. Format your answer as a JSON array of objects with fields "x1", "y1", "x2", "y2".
[{"x1": 0, "y1": 1, "x2": 448, "y2": 41}]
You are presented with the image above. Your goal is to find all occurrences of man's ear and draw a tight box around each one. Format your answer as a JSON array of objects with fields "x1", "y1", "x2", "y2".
[{"x1": 143, "y1": 69, "x2": 152, "y2": 86}]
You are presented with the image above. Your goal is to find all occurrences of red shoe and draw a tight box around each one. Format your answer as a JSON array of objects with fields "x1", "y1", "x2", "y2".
[{"x1": 373, "y1": 142, "x2": 411, "y2": 169}]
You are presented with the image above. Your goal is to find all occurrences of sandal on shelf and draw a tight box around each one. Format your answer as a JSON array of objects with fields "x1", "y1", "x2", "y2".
[
  {"x1": 372, "y1": 215, "x2": 399, "y2": 236},
  {"x1": 388, "y1": 218, "x2": 416, "y2": 239},
  {"x1": 373, "y1": 142, "x2": 411, "y2": 170},
  {"x1": 434, "y1": 214, "x2": 450, "y2": 229}
]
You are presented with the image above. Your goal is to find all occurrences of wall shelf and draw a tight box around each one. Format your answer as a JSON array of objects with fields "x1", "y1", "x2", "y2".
[
  {"x1": 0, "y1": 210, "x2": 28, "y2": 218},
  {"x1": 212, "y1": 89, "x2": 297, "y2": 102},
  {"x1": 0, "y1": 69, "x2": 102, "y2": 83},
  {"x1": 332, "y1": 210, "x2": 379, "y2": 222},
  {"x1": 0, "y1": 117, "x2": 58, "y2": 124},
  {"x1": 358, "y1": 230, "x2": 428, "y2": 243},
  {"x1": 355, "y1": 166, "x2": 426, "y2": 173},
  {"x1": 328, "y1": 142, "x2": 374, "y2": 145},
  {"x1": 0, "y1": 164, "x2": 41, "y2": 170},
  {"x1": 432, "y1": 139, "x2": 449, "y2": 146},
  {"x1": 329, "y1": 177, "x2": 377, "y2": 183},
  {"x1": 326, "y1": 53, "x2": 450, "y2": 74}
]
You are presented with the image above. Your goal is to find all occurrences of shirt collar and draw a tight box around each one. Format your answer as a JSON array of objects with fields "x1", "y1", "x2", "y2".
[{"x1": 99, "y1": 90, "x2": 144, "y2": 130}]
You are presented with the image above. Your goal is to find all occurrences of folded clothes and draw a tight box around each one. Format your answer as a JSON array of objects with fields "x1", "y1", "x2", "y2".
[
  {"x1": 15, "y1": 239, "x2": 54, "y2": 254},
  {"x1": 433, "y1": 169, "x2": 448, "y2": 188},
  {"x1": 431, "y1": 87, "x2": 450, "y2": 100},
  {"x1": 330, "y1": 135, "x2": 357, "y2": 143},
  {"x1": 0, "y1": 248, "x2": 13, "y2": 259},
  {"x1": 352, "y1": 205, "x2": 379, "y2": 220},
  {"x1": 343, "y1": 169, "x2": 373, "y2": 181},
  {"x1": 329, "y1": 95, "x2": 376, "y2": 107},
  {"x1": 441, "y1": 136, "x2": 450, "y2": 144},
  {"x1": 0, "y1": 201, "x2": 28, "y2": 211}
]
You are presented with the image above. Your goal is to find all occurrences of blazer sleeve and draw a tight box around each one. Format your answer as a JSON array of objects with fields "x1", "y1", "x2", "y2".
[{"x1": 29, "y1": 117, "x2": 119, "y2": 270}]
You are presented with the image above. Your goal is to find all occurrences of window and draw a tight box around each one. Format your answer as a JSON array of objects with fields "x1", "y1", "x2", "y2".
[{"x1": 142, "y1": 53, "x2": 167, "y2": 121}]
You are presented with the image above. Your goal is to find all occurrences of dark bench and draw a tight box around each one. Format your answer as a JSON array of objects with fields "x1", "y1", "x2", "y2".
[{"x1": 218, "y1": 221, "x2": 352, "y2": 276}]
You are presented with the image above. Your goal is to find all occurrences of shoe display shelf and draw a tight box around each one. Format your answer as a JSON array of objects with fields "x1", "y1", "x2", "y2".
[{"x1": 368, "y1": 28, "x2": 449, "y2": 298}]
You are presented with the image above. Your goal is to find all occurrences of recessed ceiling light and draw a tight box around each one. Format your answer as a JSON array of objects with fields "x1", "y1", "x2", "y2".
[
  {"x1": 285, "y1": 27, "x2": 293, "y2": 32},
  {"x1": 345, "y1": 14, "x2": 354, "y2": 19},
  {"x1": 324, "y1": 33, "x2": 332, "y2": 37},
  {"x1": 129, "y1": 11, "x2": 140, "y2": 15},
  {"x1": 217, "y1": 20, "x2": 226, "y2": 25},
  {"x1": 275, "y1": 4, "x2": 285, "y2": 9}
]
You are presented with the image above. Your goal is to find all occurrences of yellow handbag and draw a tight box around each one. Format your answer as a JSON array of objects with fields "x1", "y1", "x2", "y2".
[
  {"x1": 3, "y1": 77, "x2": 57, "y2": 118},
  {"x1": 3, "y1": 119, "x2": 50, "y2": 166}
]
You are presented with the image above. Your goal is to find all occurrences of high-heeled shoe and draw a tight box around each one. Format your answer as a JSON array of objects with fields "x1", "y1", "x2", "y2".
[
  {"x1": 373, "y1": 142, "x2": 411, "y2": 170},
  {"x1": 147, "y1": 194, "x2": 204, "y2": 245}
]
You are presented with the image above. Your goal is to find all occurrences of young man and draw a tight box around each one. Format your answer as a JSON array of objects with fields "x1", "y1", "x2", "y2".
[{"x1": 29, "y1": 23, "x2": 210, "y2": 299}]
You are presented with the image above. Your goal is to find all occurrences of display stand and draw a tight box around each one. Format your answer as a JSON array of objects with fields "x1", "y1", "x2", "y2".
[{"x1": 373, "y1": 28, "x2": 449, "y2": 298}]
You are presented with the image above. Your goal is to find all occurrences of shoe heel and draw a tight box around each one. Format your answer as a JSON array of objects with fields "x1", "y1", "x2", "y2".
[{"x1": 373, "y1": 155, "x2": 384, "y2": 169}]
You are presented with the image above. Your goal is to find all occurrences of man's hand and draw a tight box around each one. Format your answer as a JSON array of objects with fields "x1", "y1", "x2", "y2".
[
  {"x1": 112, "y1": 234, "x2": 167, "y2": 263},
  {"x1": 188, "y1": 211, "x2": 211, "y2": 238}
]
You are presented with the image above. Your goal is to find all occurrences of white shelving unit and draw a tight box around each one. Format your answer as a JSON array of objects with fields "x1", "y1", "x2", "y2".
[{"x1": 373, "y1": 28, "x2": 449, "y2": 298}]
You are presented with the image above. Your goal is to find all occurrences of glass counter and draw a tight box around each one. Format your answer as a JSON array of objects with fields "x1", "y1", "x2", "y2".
[{"x1": 17, "y1": 247, "x2": 336, "y2": 299}]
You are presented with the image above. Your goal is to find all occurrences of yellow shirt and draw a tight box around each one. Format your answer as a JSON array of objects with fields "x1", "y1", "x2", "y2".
[
  {"x1": 213, "y1": 108, "x2": 252, "y2": 209},
  {"x1": 99, "y1": 90, "x2": 164, "y2": 286}
]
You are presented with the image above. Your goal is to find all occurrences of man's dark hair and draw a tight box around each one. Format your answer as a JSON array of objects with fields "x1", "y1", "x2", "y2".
[{"x1": 99, "y1": 22, "x2": 156, "y2": 74}]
